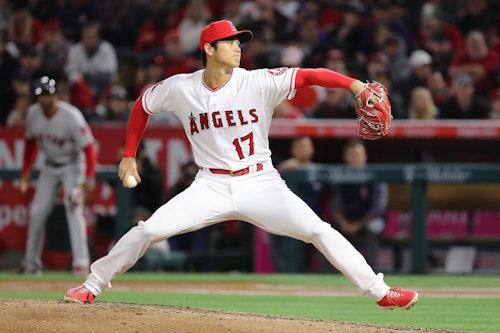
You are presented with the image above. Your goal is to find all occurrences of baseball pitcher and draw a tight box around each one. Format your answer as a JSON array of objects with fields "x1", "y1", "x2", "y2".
[{"x1": 65, "y1": 20, "x2": 417, "y2": 310}]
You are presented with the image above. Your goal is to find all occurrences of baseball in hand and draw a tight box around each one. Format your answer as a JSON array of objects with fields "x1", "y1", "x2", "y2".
[{"x1": 124, "y1": 175, "x2": 138, "y2": 188}]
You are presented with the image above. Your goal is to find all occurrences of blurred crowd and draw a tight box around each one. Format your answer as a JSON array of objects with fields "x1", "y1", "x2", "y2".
[{"x1": 2, "y1": 0, "x2": 500, "y2": 127}]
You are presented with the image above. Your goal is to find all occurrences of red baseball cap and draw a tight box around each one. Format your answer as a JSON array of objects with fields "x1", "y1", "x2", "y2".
[{"x1": 199, "y1": 20, "x2": 253, "y2": 51}]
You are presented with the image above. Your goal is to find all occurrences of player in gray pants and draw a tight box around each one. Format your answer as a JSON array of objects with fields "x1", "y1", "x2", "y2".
[{"x1": 19, "y1": 76, "x2": 97, "y2": 276}]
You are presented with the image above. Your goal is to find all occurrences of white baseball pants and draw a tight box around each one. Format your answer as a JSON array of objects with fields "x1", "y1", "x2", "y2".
[{"x1": 85, "y1": 166, "x2": 389, "y2": 301}]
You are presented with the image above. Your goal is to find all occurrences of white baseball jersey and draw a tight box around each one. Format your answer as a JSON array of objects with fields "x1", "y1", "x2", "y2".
[
  {"x1": 142, "y1": 67, "x2": 298, "y2": 170},
  {"x1": 26, "y1": 100, "x2": 94, "y2": 165}
]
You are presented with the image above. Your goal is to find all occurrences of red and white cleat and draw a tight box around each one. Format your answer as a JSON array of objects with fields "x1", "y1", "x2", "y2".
[
  {"x1": 63, "y1": 285, "x2": 95, "y2": 304},
  {"x1": 377, "y1": 287, "x2": 419, "y2": 310}
]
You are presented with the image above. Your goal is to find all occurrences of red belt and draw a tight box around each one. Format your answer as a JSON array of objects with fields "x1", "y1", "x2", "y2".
[{"x1": 209, "y1": 163, "x2": 263, "y2": 176}]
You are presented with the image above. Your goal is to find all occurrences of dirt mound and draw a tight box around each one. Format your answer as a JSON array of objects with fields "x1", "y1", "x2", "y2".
[{"x1": 1, "y1": 298, "x2": 455, "y2": 333}]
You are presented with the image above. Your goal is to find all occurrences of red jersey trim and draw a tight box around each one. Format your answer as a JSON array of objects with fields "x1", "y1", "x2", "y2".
[
  {"x1": 287, "y1": 68, "x2": 298, "y2": 100},
  {"x1": 202, "y1": 69, "x2": 233, "y2": 92}
]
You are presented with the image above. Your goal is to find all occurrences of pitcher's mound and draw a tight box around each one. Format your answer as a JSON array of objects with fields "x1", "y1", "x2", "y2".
[{"x1": 1, "y1": 298, "x2": 453, "y2": 333}]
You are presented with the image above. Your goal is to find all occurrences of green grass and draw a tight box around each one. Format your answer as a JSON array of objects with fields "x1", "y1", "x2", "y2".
[
  {"x1": 1, "y1": 272, "x2": 500, "y2": 332},
  {"x1": 3, "y1": 271, "x2": 499, "y2": 287}
]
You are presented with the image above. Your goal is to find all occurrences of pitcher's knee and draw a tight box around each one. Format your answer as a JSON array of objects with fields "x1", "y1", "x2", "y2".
[
  {"x1": 134, "y1": 221, "x2": 156, "y2": 242},
  {"x1": 138, "y1": 220, "x2": 163, "y2": 243},
  {"x1": 304, "y1": 221, "x2": 336, "y2": 243}
]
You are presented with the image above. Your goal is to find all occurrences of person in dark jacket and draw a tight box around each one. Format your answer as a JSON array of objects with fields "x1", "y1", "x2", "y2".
[
  {"x1": 438, "y1": 73, "x2": 490, "y2": 119},
  {"x1": 331, "y1": 138, "x2": 388, "y2": 271}
]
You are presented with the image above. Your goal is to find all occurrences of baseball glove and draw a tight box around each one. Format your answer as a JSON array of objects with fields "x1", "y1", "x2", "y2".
[{"x1": 354, "y1": 81, "x2": 392, "y2": 140}]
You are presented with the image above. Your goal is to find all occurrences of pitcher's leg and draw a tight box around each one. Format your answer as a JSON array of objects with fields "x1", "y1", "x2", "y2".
[
  {"x1": 304, "y1": 220, "x2": 389, "y2": 300},
  {"x1": 85, "y1": 176, "x2": 232, "y2": 295},
  {"x1": 235, "y1": 173, "x2": 389, "y2": 300}
]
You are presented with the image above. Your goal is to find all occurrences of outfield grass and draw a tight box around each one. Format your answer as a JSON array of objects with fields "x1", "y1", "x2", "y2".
[{"x1": 1, "y1": 272, "x2": 499, "y2": 332}]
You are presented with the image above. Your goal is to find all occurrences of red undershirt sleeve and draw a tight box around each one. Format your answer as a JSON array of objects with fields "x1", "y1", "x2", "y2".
[
  {"x1": 83, "y1": 142, "x2": 97, "y2": 179},
  {"x1": 295, "y1": 68, "x2": 355, "y2": 90},
  {"x1": 122, "y1": 95, "x2": 150, "y2": 158},
  {"x1": 21, "y1": 138, "x2": 37, "y2": 177}
]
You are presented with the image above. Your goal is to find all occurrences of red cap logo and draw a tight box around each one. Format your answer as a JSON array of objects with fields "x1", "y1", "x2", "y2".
[{"x1": 199, "y1": 20, "x2": 253, "y2": 51}]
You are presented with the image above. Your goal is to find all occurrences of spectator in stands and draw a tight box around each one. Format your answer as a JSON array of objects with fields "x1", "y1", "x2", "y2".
[
  {"x1": 427, "y1": 71, "x2": 450, "y2": 108},
  {"x1": 326, "y1": 3, "x2": 366, "y2": 77},
  {"x1": 31, "y1": 0, "x2": 65, "y2": 22},
  {"x1": 331, "y1": 138, "x2": 388, "y2": 271},
  {"x1": 482, "y1": 20, "x2": 500, "y2": 61},
  {"x1": 292, "y1": 0, "x2": 325, "y2": 26},
  {"x1": 426, "y1": 31, "x2": 454, "y2": 80},
  {"x1": 275, "y1": 0, "x2": 301, "y2": 22},
  {"x1": 364, "y1": 52, "x2": 389, "y2": 83},
  {"x1": 99, "y1": 0, "x2": 153, "y2": 52},
  {"x1": 448, "y1": 30, "x2": 500, "y2": 97},
  {"x1": 270, "y1": 136, "x2": 328, "y2": 272},
  {"x1": 111, "y1": 53, "x2": 141, "y2": 100},
  {"x1": 439, "y1": 73, "x2": 490, "y2": 119},
  {"x1": 0, "y1": 0, "x2": 10, "y2": 31},
  {"x1": 280, "y1": 44, "x2": 304, "y2": 68},
  {"x1": 380, "y1": 34, "x2": 410, "y2": 85},
  {"x1": 66, "y1": 20, "x2": 118, "y2": 103},
  {"x1": 416, "y1": 3, "x2": 464, "y2": 54},
  {"x1": 239, "y1": 0, "x2": 292, "y2": 44},
  {"x1": 178, "y1": 0, "x2": 212, "y2": 55},
  {"x1": 134, "y1": 2, "x2": 179, "y2": 55},
  {"x1": 276, "y1": 138, "x2": 317, "y2": 177},
  {"x1": 16, "y1": 44, "x2": 42, "y2": 81},
  {"x1": 217, "y1": 0, "x2": 246, "y2": 26},
  {"x1": 245, "y1": 22, "x2": 282, "y2": 69},
  {"x1": 291, "y1": 15, "x2": 326, "y2": 68},
  {"x1": 160, "y1": 29, "x2": 199, "y2": 78},
  {"x1": 6, "y1": 93, "x2": 31, "y2": 127},
  {"x1": 387, "y1": 0, "x2": 420, "y2": 45},
  {"x1": 93, "y1": 85, "x2": 130, "y2": 122},
  {"x1": 137, "y1": 55, "x2": 166, "y2": 96},
  {"x1": 323, "y1": 49, "x2": 350, "y2": 76},
  {"x1": 408, "y1": 87, "x2": 439, "y2": 120},
  {"x1": 58, "y1": 0, "x2": 102, "y2": 42},
  {"x1": 488, "y1": 89, "x2": 500, "y2": 119},
  {"x1": 36, "y1": 19, "x2": 69, "y2": 80},
  {"x1": 456, "y1": 0, "x2": 493, "y2": 36},
  {"x1": 6, "y1": 1, "x2": 43, "y2": 48},
  {"x1": 395, "y1": 49, "x2": 434, "y2": 110},
  {"x1": 11, "y1": 70, "x2": 32, "y2": 98},
  {"x1": 367, "y1": 1, "x2": 414, "y2": 55},
  {"x1": 310, "y1": 88, "x2": 354, "y2": 119}
]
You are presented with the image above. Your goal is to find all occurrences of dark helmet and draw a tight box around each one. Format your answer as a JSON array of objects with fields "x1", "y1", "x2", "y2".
[{"x1": 34, "y1": 76, "x2": 57, "y2": 96}]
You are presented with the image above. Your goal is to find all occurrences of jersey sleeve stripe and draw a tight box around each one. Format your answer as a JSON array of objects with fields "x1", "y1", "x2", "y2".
[
  {"x1": 286, "y1": 67, "x2": 298, "y2": 100},
  {"x1": 141, "y1": 92, "x2": 155, "y2": 115}
]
